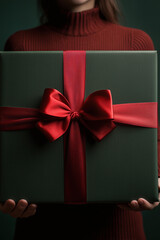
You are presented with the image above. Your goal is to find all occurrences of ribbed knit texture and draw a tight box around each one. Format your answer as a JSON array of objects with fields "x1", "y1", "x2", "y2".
[{"x1": 4, "y1": 5, "x2": 159, "y2": 240}]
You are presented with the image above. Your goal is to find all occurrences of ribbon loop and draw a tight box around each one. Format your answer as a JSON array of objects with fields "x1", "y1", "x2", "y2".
[
  {"x1": 39, "y1": 88, "x2": 71, "y2": 118},
  {"x1": 81, "y1": 89, "x2": 114, "y2": 121}
]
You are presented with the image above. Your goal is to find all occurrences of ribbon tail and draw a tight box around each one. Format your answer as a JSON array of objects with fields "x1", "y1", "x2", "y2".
[
  {"x1": 0, "y1": 107, "x2": 40, "y2": 130},
  {"x1": 113, "y1": 102, "x2": 158, "y2": 128},
  {"x1": 64, "y1": 121, "x2": 86, "y2": 203},
  {"x1": 79, "y1": 118, "x2": 117, "y2": 141}
]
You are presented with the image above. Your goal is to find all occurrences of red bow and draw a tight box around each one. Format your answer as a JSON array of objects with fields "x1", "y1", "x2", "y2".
[{"x1": 36, "y1": 88, "x2": 116, "y2": 142}]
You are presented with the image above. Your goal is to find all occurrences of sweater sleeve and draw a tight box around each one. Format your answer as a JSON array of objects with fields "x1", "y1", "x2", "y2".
[
  {"x1": 132, "y1": 28, "x2": 155, "y2": 50},
  {"x1": 132, "y1": 28, "x2": 160, "y2": 177},
  {"x1": 4, "y1": 31, "x2": 24, "y2": 51}
]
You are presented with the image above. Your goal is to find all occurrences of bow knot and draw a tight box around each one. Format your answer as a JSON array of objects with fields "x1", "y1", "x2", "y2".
[{"x1": 70, "y1": 111, "x2": 80, "y2": 120}]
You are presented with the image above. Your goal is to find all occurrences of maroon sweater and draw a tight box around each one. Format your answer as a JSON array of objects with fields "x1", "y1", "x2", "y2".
[{"x1": 4, "y1": 5, "x2": 159, "y2": 240}]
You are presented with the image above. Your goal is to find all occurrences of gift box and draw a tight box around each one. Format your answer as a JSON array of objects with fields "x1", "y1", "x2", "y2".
[{"x1": 0, "y1": 50, "x2": 159, "y2": 204}]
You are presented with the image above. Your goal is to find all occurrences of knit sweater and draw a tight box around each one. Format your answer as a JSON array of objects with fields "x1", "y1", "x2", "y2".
[{"x1": 4, "y1": 5, "x2": 159, "y2": 240}]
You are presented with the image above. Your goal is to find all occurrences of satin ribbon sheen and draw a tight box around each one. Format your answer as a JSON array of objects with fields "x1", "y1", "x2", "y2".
[{"x1": 0, "y1": 51, "x2": 158, "y2": 203}]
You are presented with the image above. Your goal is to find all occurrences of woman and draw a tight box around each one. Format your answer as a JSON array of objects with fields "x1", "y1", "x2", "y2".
[{"x1": 1, "y1": 0, "x2": 160, "y2": 239}]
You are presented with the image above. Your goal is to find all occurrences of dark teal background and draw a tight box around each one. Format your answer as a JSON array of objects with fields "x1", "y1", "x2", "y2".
[{"x1": 0, "y1": 0, "x2": 160, "y2": 239}]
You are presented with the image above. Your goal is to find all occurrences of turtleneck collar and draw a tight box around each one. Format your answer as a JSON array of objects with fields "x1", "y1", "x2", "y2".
[{"x1": 43, "y1": 5, "x2": 108, "y2": 36}]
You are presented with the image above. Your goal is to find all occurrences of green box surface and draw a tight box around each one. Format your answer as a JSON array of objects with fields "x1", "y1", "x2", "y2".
[{"x1": 0, "y1": 51, "x2": 158, "y2": 204}]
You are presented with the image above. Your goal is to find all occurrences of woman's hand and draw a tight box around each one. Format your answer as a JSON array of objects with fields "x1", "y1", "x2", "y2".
[
  {"x1": 0, "y1": 199, "x2": 37, "y2": 218},
  {"x1": 117, "y1": 178, "x2": 160, "y2": 211}
]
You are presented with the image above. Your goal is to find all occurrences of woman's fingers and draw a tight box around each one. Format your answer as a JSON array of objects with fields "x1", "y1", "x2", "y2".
[
  {"x1": 9, "y1": 199, "x2": 28, "y2": 218},
  {"x1": 117, "y1": 198, "x2": 159, "y2": 211},
  {"x1": 0, "y1": 199, "x2": 16, "y2": 214},
  {"x1": 19, "y1": 204, "x2": 37, "y2": 218},
  {"x1": 128, "y1": 198, "x2": 159, "y2": 211},
  {"x1": 0, "y1": 199, "x2": 37, "y2": 218},
  {"x1": 138, "y1": 198, "x2": 159, "y2": 210}
]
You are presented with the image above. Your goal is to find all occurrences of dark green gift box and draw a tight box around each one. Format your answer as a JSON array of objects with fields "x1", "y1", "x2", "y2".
[{"x1": 0, "y1": 51, "x2": 159, "y2": 204}]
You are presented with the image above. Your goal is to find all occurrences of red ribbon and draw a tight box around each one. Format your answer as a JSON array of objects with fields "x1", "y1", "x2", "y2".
[{"x1": 0, "y1": 51, "x2": 158, "y2": 204}]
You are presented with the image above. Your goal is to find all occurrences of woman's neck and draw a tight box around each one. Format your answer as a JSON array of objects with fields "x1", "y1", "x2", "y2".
[{"x1": 56, "y1": 0, "x2": 95, "y2": 12}]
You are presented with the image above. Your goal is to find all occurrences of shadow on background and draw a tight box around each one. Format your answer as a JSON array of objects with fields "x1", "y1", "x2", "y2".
[{"x1": 0, "y1": 0, "x2": 160, "y2": 239}]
